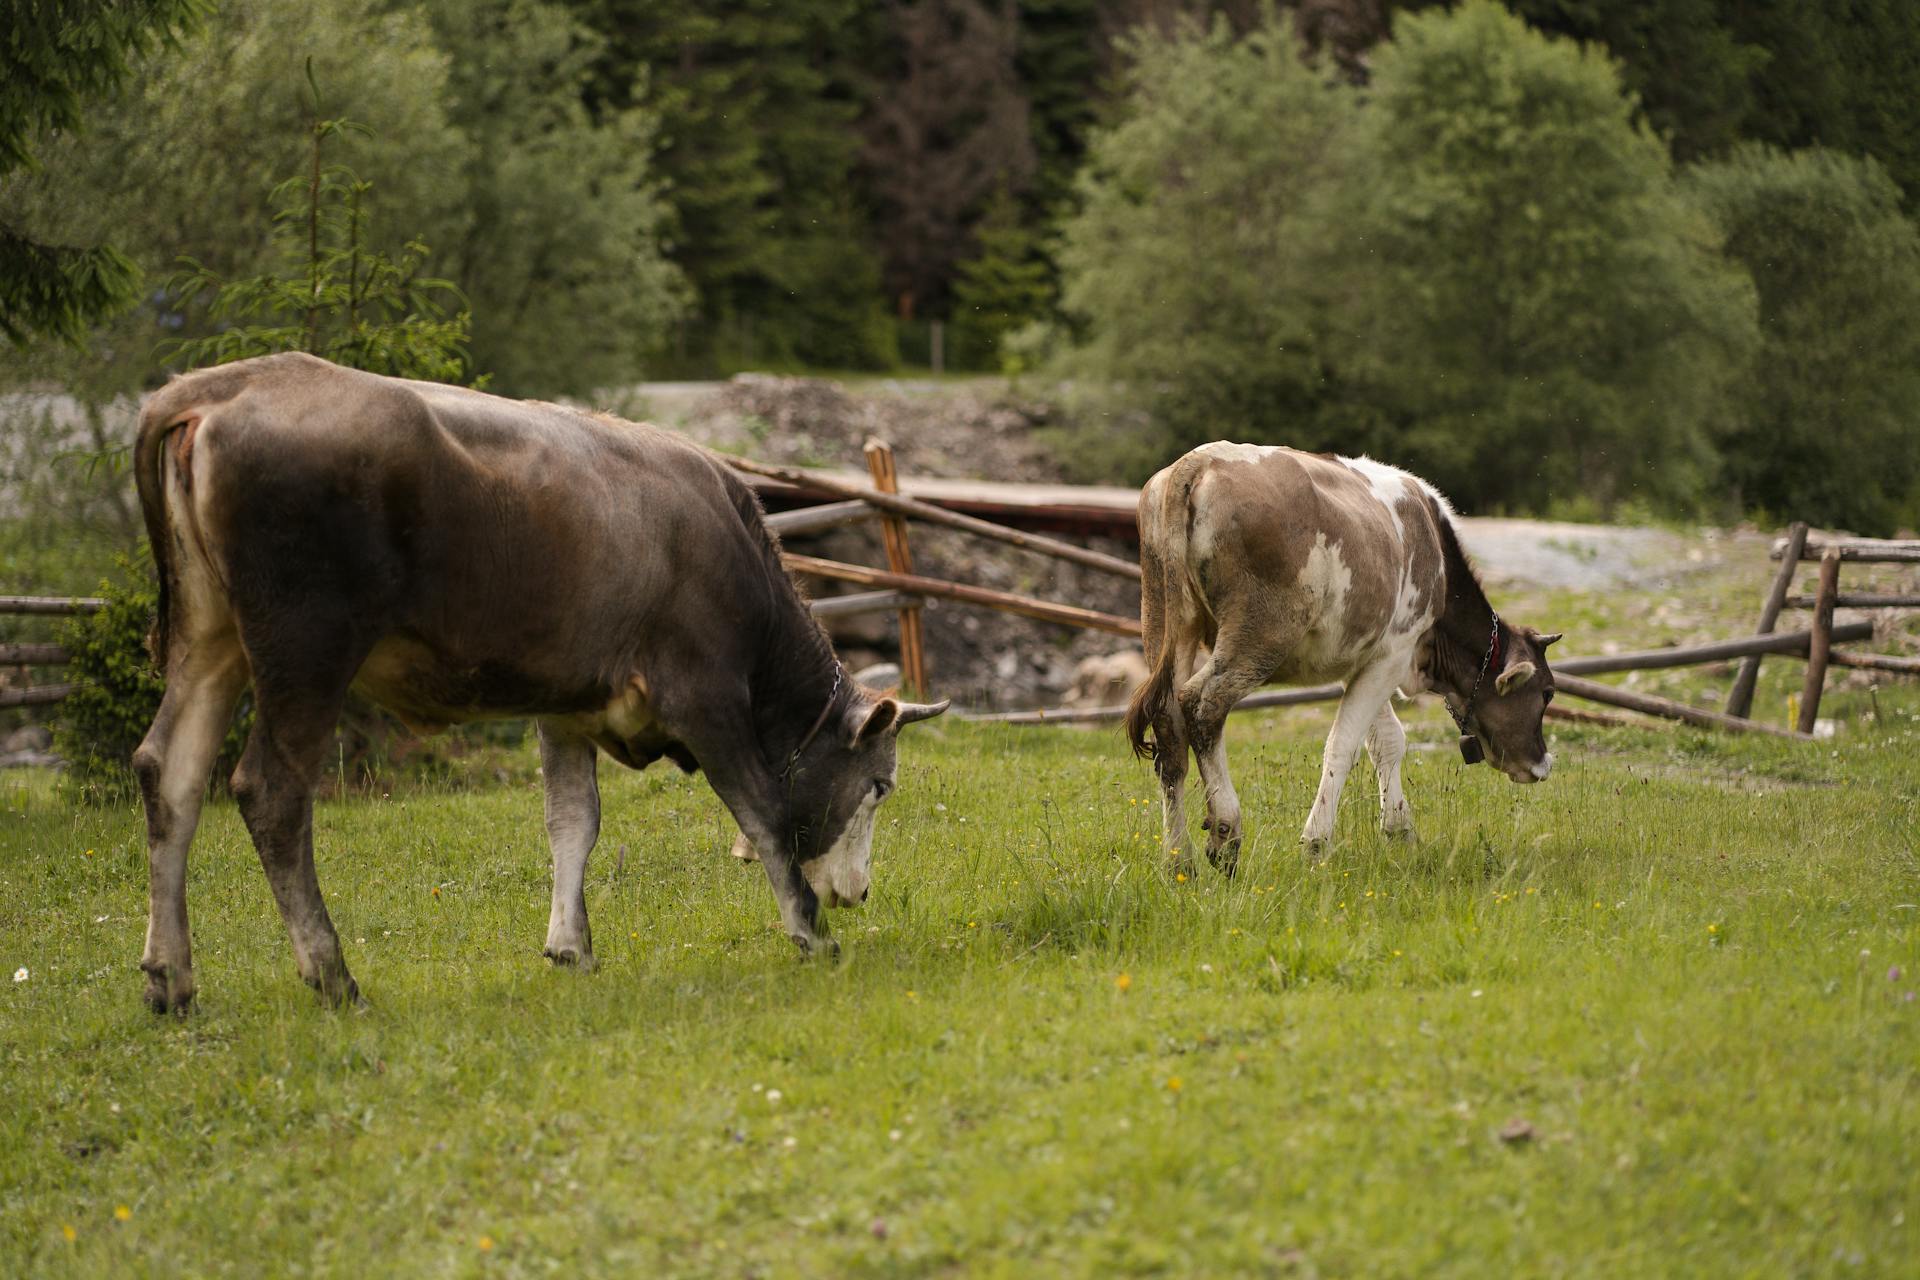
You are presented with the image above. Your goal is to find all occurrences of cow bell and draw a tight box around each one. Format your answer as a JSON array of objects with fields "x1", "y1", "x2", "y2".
[{"x1": 1458, "y1": 734, "x2": 1484, "y2": 765}]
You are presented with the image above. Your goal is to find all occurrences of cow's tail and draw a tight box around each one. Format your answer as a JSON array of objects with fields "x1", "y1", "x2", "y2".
[
  {"x1": 1125, "y1": 455, "x2": 1203, "y2": 762},
  {"x1": 134, "y1": 378, "x2": 209, "y2": 671}
]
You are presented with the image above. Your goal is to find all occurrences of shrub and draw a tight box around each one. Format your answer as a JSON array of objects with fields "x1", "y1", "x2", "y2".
[
  {"x1": 1685, "y1": 145, "x2": 1920, "y2": 534},
  {"x1": 55, "y1": 559, "x2": 247, "y2": 802}
]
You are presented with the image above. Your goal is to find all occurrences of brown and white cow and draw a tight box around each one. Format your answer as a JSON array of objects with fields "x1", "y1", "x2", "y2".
[
  {"x1": 130, "y1": 353, "x2": 946, "y2": 1012},
  {"x1": 1126, "y1": 443, "x2": 1560, "y2": 870}
]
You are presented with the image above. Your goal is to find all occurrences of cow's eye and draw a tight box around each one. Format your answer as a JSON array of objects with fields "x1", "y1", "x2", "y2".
[
  {"x1": 1542, "y1": 688, "x2": 1554, "y2": 706},
  {"x1": 874, "y1": 779, "x2": 893, "y2": 800}
]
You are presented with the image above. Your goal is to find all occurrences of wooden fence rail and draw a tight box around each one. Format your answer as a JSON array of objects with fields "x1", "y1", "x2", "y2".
[
  {"x1": 0, "y1": 684, "x2": 74, "y2": 709},
  {"x1": 970, "y1": 628, "x2": 1863, "y2": 736},
  {"x1": 0, "y1": 596, "x2": 104, "y2": 615},
  {"x1": 726, "y1": 455, "x2": 1143, "y2": 581},
  {"x1": 1771, "y1": 537, "x2": 1920, "y2": 564},
  {"x1": 0, "y1": 643, "x2": 71, "y2": 665},
  {"x1": 782, "y1": 553, "x2": 1141, "y2": 636}
]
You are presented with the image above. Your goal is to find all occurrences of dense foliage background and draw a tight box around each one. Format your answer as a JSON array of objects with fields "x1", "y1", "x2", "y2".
[{"x1": 5, "y1": 0, "x2": 1920, "y2": 527}]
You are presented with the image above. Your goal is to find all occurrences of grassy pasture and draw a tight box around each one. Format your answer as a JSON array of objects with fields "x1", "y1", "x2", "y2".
[
  {"x1": 3, "y1": 697, "x2": 1918, "y2": 1277},
  {"x1": 2, "y1": 531, "x2": 1918, "y2": 1276}
]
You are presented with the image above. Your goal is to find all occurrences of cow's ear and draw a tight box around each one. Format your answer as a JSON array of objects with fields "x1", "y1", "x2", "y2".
[
  {"x1": 896, "y1": 699, "x2": 950, "y2": 728},
  {"x1": 849, "y1": 697, "x2": 900, "y2": 744},
  {"x1": 1495, "y1": 660, "x2": 1537, "y2": 696}
]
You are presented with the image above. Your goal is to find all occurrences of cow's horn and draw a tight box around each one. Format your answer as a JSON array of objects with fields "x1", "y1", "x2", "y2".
[
  {"x1": 896, "y1": 699, "x2": 951, "y2": 726},
  {"x1": 1536, "y1": 631, "x2": 1563, "y2": 648}
]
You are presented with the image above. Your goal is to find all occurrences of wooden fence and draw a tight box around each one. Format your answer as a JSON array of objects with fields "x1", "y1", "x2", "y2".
[
  {"x1": 0, "y1": 596, "x2": 100, "y2": 708},
  {"x1": 9, "y1": 482, "x2": 1911, "y2": 748}
]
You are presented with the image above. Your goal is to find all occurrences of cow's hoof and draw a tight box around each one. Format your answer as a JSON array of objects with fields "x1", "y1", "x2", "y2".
[
  {"x1": 543, "y1": 946, "x2": 598, "y2": 972},
  {"x1": 791, "y1": 932, "x2": 840, "y2": 960},
  {"x1": 141, "y1": 965, "x2": 195, "y2": 1016},
  {"x1": 1383, "y1": 823, "x2": 1417, "y2": 843},
  {"x1": 306, "y1": 971, "x2": 361, "y2": 1010}
]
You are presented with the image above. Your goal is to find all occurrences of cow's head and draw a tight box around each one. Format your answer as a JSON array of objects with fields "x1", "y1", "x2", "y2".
[
  {"x1": 785, "y1": 688, "x2": 949, "y2": 907},
  {"x1": 1458, "y1": 625, "x2": 1561, "y2": 784}
]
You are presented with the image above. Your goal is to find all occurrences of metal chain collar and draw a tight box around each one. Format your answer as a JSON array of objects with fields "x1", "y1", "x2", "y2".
[{"x1": 1448, "y1": 614, "x2": 1502, "y2": 759}]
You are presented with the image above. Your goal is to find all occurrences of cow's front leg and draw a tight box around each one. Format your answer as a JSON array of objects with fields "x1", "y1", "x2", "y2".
[
  {"x1": 1366, "y1": 700, "x2": 1415, "y2": 839},
  {"x1": 682, "y1": 723, "x2": 834, "y2": 957},
  {"x1": 537, "y1": 722, "x2": 600, "y2": 968},
  {"x1": 1301, "y1": 665, "x2": 1399, "y2": 855},
  {"x1": 754, "y1": 835, "x2": 835, "y2": 958}
]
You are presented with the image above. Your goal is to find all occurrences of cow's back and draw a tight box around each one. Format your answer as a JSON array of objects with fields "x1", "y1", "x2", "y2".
[
  {"x1": 1167, "y1": 443, "x2": 1447, "y2": 682},
  {"x1": 143, "y1": 354, "x2": 775, "y2": 724}
]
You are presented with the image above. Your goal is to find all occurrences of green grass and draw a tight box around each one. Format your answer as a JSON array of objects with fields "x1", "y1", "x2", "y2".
[{"x1": 3, "y1": 691, "x2": 1917, "y2": 1276}]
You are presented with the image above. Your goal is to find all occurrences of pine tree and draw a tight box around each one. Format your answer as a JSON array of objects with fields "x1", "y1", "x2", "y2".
[
  {"x1": 950, "y1": 181, "x2": 1054, "y2": 366},
  {"x1": 1, "y1": 0, "x2": 207, "y2": 344},
  {"x1": 567, "y1": 0, "x2": 893, "y2": 370}
]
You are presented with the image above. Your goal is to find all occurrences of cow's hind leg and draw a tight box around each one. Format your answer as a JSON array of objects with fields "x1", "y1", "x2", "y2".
[
  {"x1": 537, "y1": 722, "x2": 599, "y2": 968},
  {"x1": 230, "y1": 656, "x2": 366, "y2": 1007},
  {"x1": 1365, "y1": 700, "x2": 1415, "y2": 839},
  {"x1": 1152, "y1": 637, "x2": 1202, "y2": 870},
  {"x1": 133, "y1": 635, "x2": 249, "y2": 1014},
  {"x1": 1301, "y1": 663, "x2": 1401, "y2": 855},
  {"x1": 1179, "y1": 643, "x2": 1267, "y2": 876}
]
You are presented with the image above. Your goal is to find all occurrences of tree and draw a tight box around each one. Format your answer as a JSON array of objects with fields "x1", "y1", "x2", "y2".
[
  {"x1": 0, "y1": 0, "x2": 471, "y2": 399},
  {"x1": 0, "y1": 0, "x2": 206, "y2": 344},
  {"x1": 568, "y1": 0, "x2": 894, "y2": 371},
  {"x1": 1015, "y1": 0, "x2": 1103, "y2": 217},
  {"x1": 1324, "y1": 0, "x2": 1757, "y2": 513},
  {"x1": 950, "y1": 180, "x2": 1054, "y2": 364},
  {"x1": 417, "y1": 0, "x2": 687, "y2": 395},
  {"x1": 1387, "y1": 0, "x2": 1765, "y2": 164},
  {"x1": 1, "y1": 0, "x2": 685, "y2": 400},
  {"x1": 1053, "y1": 15, "x2": 1359, "y2": 470},
  {"x1": 1727, "y1": 1, "x2": 1920, "y2": 202},
  {"x1": 1687, "y1": 146, "x2": 1920, "y2": 534},
  {"x1": 164, "y1": 105, "x2": 473, "y2": 384},
  {"x1": 861, "y1": 0, "x2": 1038, "y2": 324}
]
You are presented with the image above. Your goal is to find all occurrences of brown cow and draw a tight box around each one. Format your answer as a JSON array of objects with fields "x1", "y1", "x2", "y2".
[
  {"x1": 130, "y1": 353, "x2": 946, "y2": 1012},
  {"x1": 1126, "y1": 443, "x2": 1560, "y2": 870}
]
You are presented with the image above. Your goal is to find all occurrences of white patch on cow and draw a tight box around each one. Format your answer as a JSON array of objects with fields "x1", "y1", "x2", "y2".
[
  {"x1": 1294, "y1": 533, "x2": 1355, "y2": 668},
  {"x1": 1337, "y1": 454, "x2": 1447, "y2": 646},
  {"x1": 806, "y1": 775, "x2": 886, "y2": 909},
  {"x1": 1193, "y1": 441, "x2": 1280, "y2": 465},
  {"x1": 1339, "y1": 454, "x2": 1415, "y2": 544}
]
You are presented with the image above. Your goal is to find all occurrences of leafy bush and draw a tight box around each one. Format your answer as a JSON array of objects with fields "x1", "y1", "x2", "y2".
[
  {"x1": 55, "y1": 559, "x2": 247, "y2": 802},
  {"x1": 1686, "y1": 145, "x2": 1920, "y2": 533}
]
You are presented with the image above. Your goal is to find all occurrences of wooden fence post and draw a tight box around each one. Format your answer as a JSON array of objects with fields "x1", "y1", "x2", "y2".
[
  {"x1": 1796, "y1": 546, "x2": 1842, "y2": 734},
  {"x1": 1726, "y1": 520, "x2": 1807, "y2": 718},
  {"x1": 862, "y1": 439, "x2": 928, "y2": 698}
]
